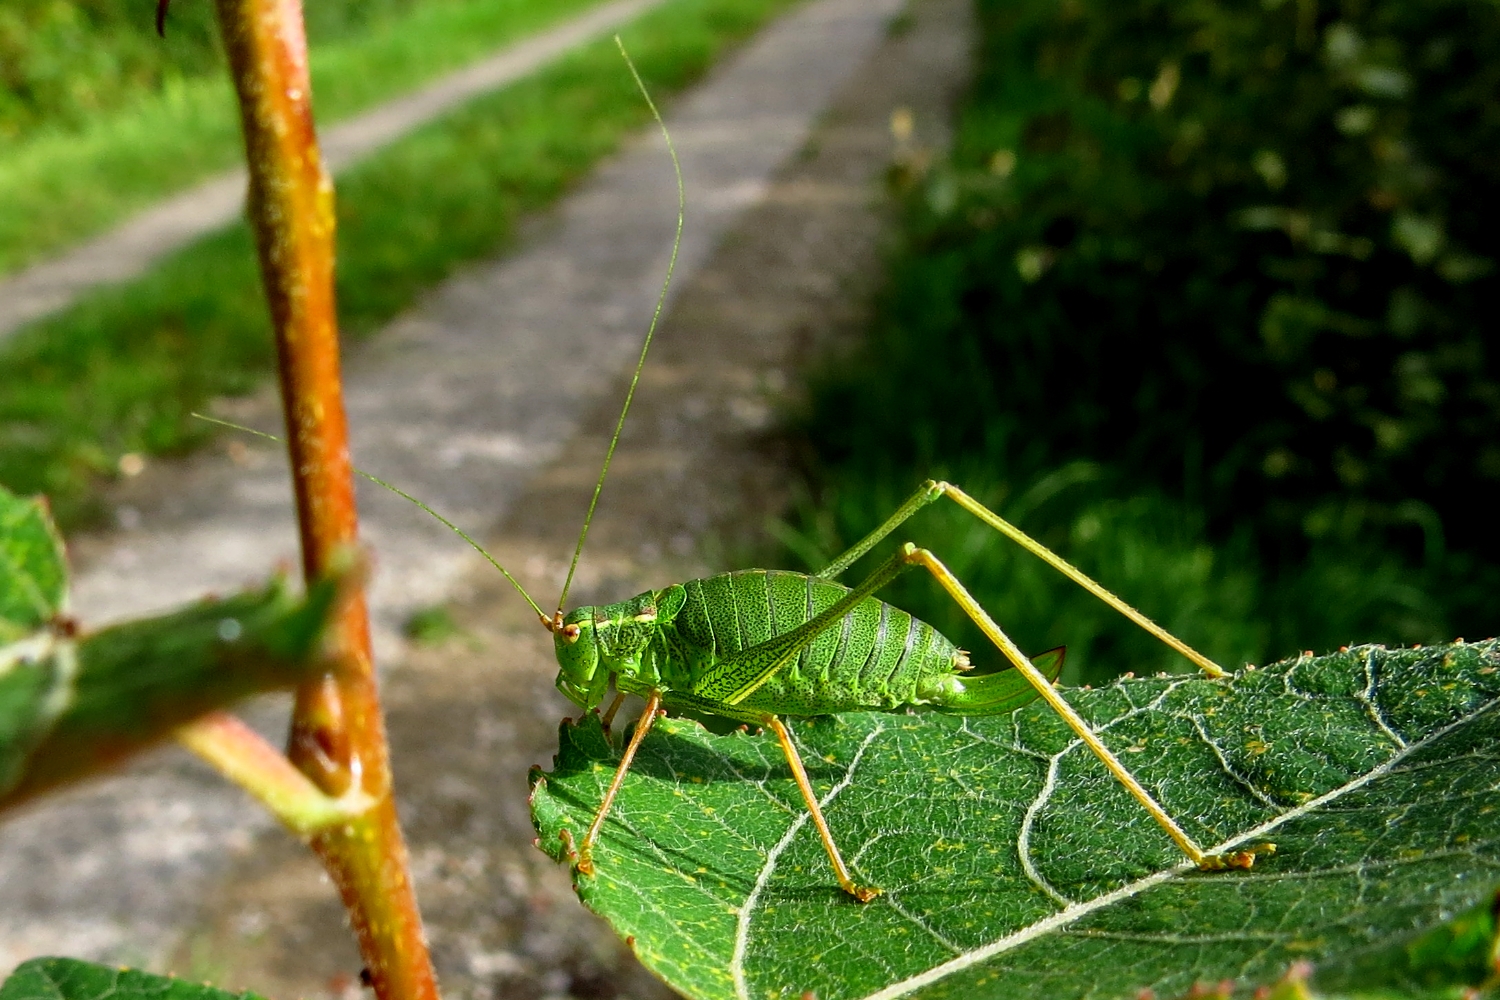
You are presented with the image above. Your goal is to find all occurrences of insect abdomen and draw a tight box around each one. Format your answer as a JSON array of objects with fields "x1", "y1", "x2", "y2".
[{"x1": 674, "y1": 569, "x2": 961, "y2": 715}]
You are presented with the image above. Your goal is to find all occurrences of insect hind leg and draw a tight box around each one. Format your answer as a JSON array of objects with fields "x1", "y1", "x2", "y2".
[
  {"x1": 815, "y1": 480, "x2": 1228, "y2": 679},
  {"x1": 759, "y1": 714, "x2": 880, "y2": 903},
  {"x1": 900, "y1": 542, "x2": 1272, "y2": 871}
]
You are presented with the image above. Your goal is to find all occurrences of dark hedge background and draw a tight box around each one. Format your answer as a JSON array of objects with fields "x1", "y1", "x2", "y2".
[{"x1": 789, "y1": 0, "x2": 1498, "y2": 682}]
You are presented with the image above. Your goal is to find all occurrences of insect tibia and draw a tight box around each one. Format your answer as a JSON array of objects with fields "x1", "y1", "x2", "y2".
[{"x1": 936, "y1": 482, "x2": 1229, "y2": 678}]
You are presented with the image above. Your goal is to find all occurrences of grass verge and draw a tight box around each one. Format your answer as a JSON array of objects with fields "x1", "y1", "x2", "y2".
[
  {"x1": 0, "y1": 0, "x2": 608, "y2": 275},
  {"x1": 0, "y1": 0, "x2": 799, "y2": 528}
]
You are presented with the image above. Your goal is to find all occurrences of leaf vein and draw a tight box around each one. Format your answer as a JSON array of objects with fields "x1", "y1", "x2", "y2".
[
  {"x1": 731, "y1": 723, "x2": 885, "y2": 1000},
  {"x1": 855, "y1": 692, "x2": 1500, "y2": 1000},
  {"x1": 1357, "y1": 648, "x2": 1408, "y2": 749},
  {"x1": 1186, "y1": 714, "x2": 1279, "y2": 808}
]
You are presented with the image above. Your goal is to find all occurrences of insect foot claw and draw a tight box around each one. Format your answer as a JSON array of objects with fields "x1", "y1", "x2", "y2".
[
  {"x1": 562, "y1": 827, "x2": 601, "y2": 877},
  {"x1": 847, "y1": 884, "x2": 882, "y2": 903},
  {"x1": 1198, "y1": 843, "x2": 1276, "y2": 871}
]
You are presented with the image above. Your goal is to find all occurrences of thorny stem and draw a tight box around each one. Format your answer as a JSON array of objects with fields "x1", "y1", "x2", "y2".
[{"x1": 210, "y1": 1, "x2": 437, "y2": 998}]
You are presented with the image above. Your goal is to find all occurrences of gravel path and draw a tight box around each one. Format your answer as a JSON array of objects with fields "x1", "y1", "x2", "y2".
[
  {"x1": 0, "y1": 0, "x2": 668, "y2": 343},
  {"x1": 0, "y1": 0, "x2": 972, "y2": 994}
]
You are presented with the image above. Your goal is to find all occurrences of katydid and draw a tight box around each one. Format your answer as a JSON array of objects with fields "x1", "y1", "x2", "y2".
[
  {"x1": 203, "y1": 40, "x2": 1272, "y2": 903},
  {"x1": 537, "y1": 482, "x2": 1272, "y2": 903}
]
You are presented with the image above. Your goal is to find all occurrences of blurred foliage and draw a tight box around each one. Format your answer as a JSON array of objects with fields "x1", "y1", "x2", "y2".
[
  {"x1": 403, "y1": 605, "x2": 464, "y2": 646},
  {"x1": 0, "y1": 0, "x2": 434, "y2": 140},
  {"x1": 787, "y1": 0, "x2": 1498, "y2": 683}
]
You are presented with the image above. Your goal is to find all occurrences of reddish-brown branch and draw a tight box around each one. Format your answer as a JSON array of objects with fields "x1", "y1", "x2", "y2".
[{"x1": 210, "y1": 1, "x2": 437, "y2": 998}]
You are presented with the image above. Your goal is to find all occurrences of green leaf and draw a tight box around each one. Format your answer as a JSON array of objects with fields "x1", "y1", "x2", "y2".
[
  {"x1": 0, "y1": 575, "x2": 339, "y2": 808},
  {"x1": 0, "y1": 957, "x2": 267, "y2": 1000},
  {"x1": 0, "y1": 486, "x2": 68, "y2": 642},
  {"x1": 0, "y1": 477, "x2": 341, "y2": 806},
  {"x1": 0, "y1": 630, "x2": 77, "y2": 802},
  {"x1": 529, "y1": 641, "x2": 1500, "y2": 1000}
]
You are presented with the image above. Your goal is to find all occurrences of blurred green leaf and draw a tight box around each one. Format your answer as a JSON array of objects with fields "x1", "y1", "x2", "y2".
[
  {"x1": 531, "y1": 641, "x2": 1500, "y2": 1000},
  {"x1": 403, "y1": 604, "x2": 463, "y2": 646},
  {"x1": 0, "y1": 575, "x2": 339, "y2": 808},
  {"x1": 0, "y1": 484, "x2": 67, "y2": 642},
  {"x1": 0, "y1": 957, "x2": 266, "y2": 1000},
  {"x1": 0, "y1": 629, "x2": 75, "y2": 802}
]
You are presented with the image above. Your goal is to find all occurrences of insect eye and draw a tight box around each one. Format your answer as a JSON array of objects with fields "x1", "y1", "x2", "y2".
[{"x1": 562, "y1": 624, "x2": 582, "y2": 643}]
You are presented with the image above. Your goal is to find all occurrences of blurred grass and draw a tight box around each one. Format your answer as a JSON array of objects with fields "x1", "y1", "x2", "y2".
[
  {"x1": 0, "y1": 0, "x2": 798, "y2": 528},
  {"x1": 0, "y1": 0, "x2": 608, "y2": 275},
  {"x1": 2, "y1": 0, "x2": 401, "y2": 140}
]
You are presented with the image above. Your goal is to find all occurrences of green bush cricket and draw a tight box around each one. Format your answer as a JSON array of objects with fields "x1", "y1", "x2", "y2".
[{"x1": 204, "y1": 40, "x2": 1272, "y2": 903}]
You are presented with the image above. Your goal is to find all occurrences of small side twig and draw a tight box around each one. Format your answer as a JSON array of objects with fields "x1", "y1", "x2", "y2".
[
  {"x1": 210, "y1": 1, "x2": 437, "y2": 998},
  {"x1": 177, "y1": 713, "x2": 374, "y2": 836}
]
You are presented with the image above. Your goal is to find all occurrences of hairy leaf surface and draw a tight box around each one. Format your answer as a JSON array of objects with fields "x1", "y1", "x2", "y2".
[
  {"x1": 0, "y1": 958, "x2": 266, "y2": 1000},
  {"x1": 530, "y1": 642, "x2": 1500, "y2": 1000}
]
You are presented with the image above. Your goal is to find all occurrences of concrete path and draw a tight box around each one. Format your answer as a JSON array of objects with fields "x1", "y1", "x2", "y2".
[
  {"x1": 0, "y1": 0, "x2": 914, "y2": 977},
  {"x1": 189, "y1": 5, "x2": 974, "y2": 993},
  {"x1": 0, "y1": 0, "x2": 669, "y2": 343}
]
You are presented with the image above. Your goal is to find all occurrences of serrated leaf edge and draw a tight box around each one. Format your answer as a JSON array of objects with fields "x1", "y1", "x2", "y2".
[{"x1": 847, "y1": 693, "x2": 1500, "y2": 1000}]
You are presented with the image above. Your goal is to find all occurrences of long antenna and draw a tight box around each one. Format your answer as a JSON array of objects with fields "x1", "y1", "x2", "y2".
[
  {"x1": 553, "y1": 37, "x2": 685, "y2": 616},
  {"x1": 191, "y1": 413, "x2": 550, "y2": 621}
]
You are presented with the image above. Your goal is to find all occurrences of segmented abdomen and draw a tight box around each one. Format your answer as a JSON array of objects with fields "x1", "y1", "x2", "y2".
[{"x1": 672, "y1": 569, "x2": 962, "y2": 715}]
